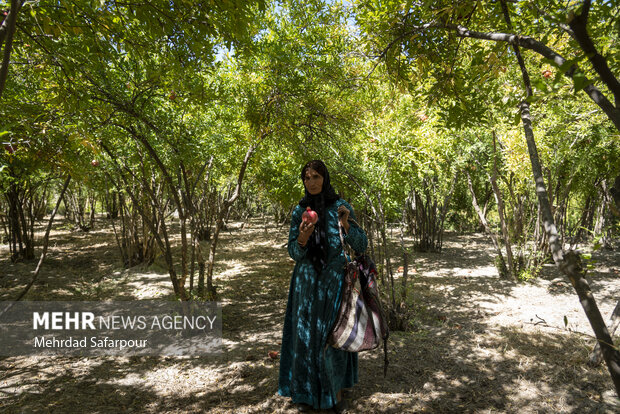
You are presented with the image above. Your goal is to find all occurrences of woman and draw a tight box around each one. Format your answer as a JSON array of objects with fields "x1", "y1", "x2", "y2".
[{"x1": 278, "y1": 160, "x2": 368, "y2": 413}]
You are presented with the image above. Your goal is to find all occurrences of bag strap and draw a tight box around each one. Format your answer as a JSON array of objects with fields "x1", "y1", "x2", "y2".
[
  {"x1": 384, "y1": 340, "x2": 389, "y2": 377},
  {"x1": 337, "y1": 213, "x2": 363, "y2": 262},
  {"x1": 337, "y1": 218, "x2": 350, "y2": 261}
]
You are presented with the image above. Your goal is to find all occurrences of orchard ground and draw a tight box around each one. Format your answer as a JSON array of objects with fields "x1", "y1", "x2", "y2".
[{"x1": 0, "y1": 216, "x2": 619, "y2": 413}]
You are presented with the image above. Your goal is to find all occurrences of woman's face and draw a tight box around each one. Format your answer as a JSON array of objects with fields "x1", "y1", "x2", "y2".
[{"x1": 304, "y1": 168, "x2": 324, "y2": 195}]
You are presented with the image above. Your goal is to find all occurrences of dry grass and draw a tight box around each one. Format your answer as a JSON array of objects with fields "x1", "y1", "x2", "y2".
[{"x1": 0, "y1": 217, "x2": 619, "y2": 413}]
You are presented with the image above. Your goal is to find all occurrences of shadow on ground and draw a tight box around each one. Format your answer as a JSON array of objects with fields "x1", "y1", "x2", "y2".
[{"x1": 0, "y1": 220, "x2": 618, "y2": 413}]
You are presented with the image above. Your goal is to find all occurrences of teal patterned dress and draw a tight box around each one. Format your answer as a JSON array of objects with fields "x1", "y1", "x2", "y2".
[{"x1": 278, "y1": 199, "x2": 368, "y2": 409}]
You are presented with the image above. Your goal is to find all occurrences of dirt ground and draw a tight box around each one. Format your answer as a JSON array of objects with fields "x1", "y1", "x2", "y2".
[{"x1": 0, "y1": 217, "x2": 619, "y2": 413}]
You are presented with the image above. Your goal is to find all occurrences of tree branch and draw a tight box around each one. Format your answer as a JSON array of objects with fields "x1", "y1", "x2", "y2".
[
  {"x1": 115, "y1": 123, "x2": 185, "y2": 219},
  {"x1": 567, "y1": 0, "x2": 620, "y2": 105},
  {"x1": 396, "y1": 21, "x2": 620, "y2": 131},
  {"x1": 225, "y1": 131, "x2": 270, "y2": 208}
]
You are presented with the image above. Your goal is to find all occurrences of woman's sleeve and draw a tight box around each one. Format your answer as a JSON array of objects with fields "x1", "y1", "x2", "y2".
[
  {"x1": 342, "y1": 201, "x2": 368, "y2": 254},
  {"x1": 288, "y1": 206, "x2": 307, "y2": 262}
]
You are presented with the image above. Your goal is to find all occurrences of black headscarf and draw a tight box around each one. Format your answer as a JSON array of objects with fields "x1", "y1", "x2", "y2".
[{"x1": 299, "y1": 160, "x2": 340, "y2": 273}]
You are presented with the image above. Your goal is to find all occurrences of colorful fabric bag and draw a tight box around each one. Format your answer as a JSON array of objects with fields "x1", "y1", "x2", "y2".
[{"x1": 327, "y1": 218, "x2": 389, "y2": 375}]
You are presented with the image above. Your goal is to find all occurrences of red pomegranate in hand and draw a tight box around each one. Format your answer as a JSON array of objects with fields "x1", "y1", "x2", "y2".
[{"x1": 302, "y1": 207, "x2": 318, "y2": 225}]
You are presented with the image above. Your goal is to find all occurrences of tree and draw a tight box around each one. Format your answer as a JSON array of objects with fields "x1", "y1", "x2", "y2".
[
  {"x1": 355, "y1": 0, "x2": 620, "y2": 394},
  {"x1": 3, "y1": 0, "x2": 267, "y2": 299}
]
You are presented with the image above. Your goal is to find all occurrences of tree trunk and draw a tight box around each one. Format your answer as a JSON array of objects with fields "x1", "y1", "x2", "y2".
[
  {"x1": 204, "y1": 142, "x2": 260, "y2": 300},
  {"x1": 491, "y1": 131, "x2": 517, "y2": 280},
  {"x1": 0, "y1": 0, "x2": 22, "y2": 101},
  {"x1": 399, "y1": 202, "x2": 410, "y2": 309},
  {"x1": 189, "y1": 215, "x2": 197, "y2": 297},
  {"x1": 101, "y1": 143, "x2": 186, "y2": 300},
  {"x1": 466, "y1": 171, "x2": 508, "y2": 277},
  {"x1": 5, "y1": 180, "x2": 35, "y2": 261},
  {"x1": 6, "y1": 184, "x2": 23, "y2": 261},
  {"x1": 501, "y1": 0, "x2": 620, "y2": 395},
  {"x1": 88, "y1": 194, "x2": 96, "y2": 229},
  {"x1": 206, "y1": 215, "x2": 223, "y2": 300},
  {"x1": 196, "y1": 239, "x2": 206, "y2": 297},
  {"x1": 0, "y1": 175, "x2": 71, "y2": 313},
  {"x1": 609, "y1": 175, "x2": 620, "y2": 217},
  {"x1": 437, "y1": 171, "x2": 457, "y2": 252},
  {"x1": 590, "y1": 300, "x2": 620, "y2": 367},
  {"x1": 407, "y1": 174, "x2": 453, "y2": 253},
  {"x1": 179, "y1": 215, "x2": 188, "y2": 295},
  {"x1": 595, "y1": 179, "x2": 616, "y2": 247},
  {"x1": 570, "y1": 193, "x2": 595, "y2": 246},
  {"x1": 377, "y1": 191, "x2": 396, "y2": 311}
]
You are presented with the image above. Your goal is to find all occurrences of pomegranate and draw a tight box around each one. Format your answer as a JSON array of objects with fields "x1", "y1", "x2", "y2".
[{"x1": 301, "y1": 207, "x2": 318, "y2": 225}]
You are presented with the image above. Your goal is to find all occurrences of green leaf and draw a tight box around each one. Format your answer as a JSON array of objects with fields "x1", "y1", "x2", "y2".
[
  {"x1": 513, "y1": 110, "x2": 522, "y2": 125},
  {"x1": 525, "y1": 94, "x2": 540, "y2": 103},
  {"x1": 533, "y1": 79, "x2": 547, "y2": 92},
  {"x1": 572, "y1": 71, "x2": 589, "y2": 92},
  {"x1": 558, "y1": 60, "x2": 574, "y2": 72}
]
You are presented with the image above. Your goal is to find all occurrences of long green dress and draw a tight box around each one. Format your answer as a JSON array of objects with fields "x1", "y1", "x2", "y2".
[{"x1": 278, "y1": 199, "x2": 368, "y2": 409}]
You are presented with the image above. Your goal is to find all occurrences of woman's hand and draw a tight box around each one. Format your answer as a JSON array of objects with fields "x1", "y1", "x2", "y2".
[
  {"x1": 297, "y1": 220, "x2": 315, "y2": 247},
  {"x1": 338, "y1": 205, "x2": 350, "y2": 233}
]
